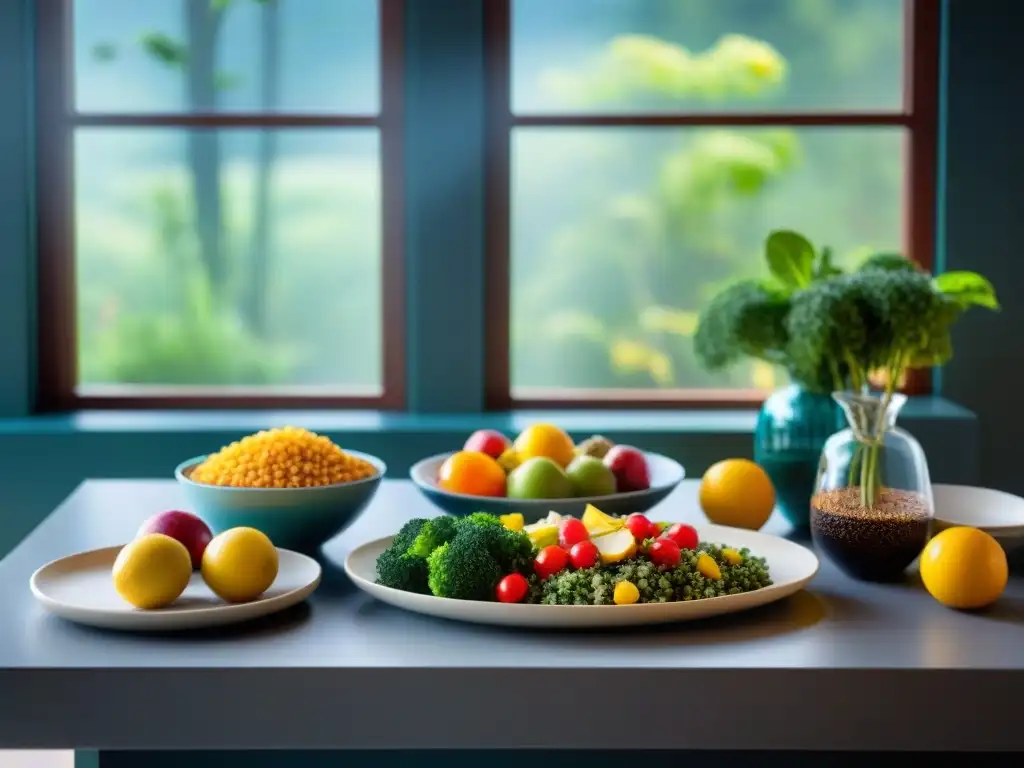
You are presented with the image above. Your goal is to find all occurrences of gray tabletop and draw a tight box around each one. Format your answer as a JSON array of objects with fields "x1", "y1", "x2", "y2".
[{"x1": 1, "y1": 479, "x2": 1023, "y2": 752}]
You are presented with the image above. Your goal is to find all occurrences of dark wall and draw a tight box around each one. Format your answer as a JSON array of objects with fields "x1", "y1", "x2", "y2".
[{"x1": 942, "y1": 0, "x2": 1024, "y2": 494}]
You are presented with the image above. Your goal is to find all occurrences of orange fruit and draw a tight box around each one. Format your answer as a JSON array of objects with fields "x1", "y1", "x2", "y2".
[
  {"x1": 513, "y1": 423, "x2": 576, "y2": 469},
  {"x1": 919, "y1": 526, "x2": 1007, "y2": 609},
  {"x1": 438, "y1": 451, "x2": 506, "y2": 497},
  {"x1": 699, "y1": 458, "x2": 775, "y2": 530}
]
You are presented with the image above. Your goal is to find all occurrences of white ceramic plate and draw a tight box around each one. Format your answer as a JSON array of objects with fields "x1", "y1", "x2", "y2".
[
  {"x1": 932, "y1": 484, "x2": 1024, "y2": 546},
  {"x1": 344, "y1": 524, "x2": 819, "y2": 628},
  {"x1": 30, "y1": 546, "x2": 321, "y2": 631}
]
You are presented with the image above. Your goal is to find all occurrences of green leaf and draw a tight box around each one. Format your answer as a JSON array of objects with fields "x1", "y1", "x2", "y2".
[
  {"x1": 91, "y1": 42, "x2": 117, "y2": 62},
  {"x1": 211, "y1": 0, "x2": 233, "y2": 10},
  {"x1": 138, "y1": 32, "x2": 188, "y2": 68},
  {"x1": 812, "y1": 245, "x2": 843, "y2": 281},
  {"x1": 933, "y1": 270, "x2": 1000, "y2": 310},
  {"x1": 764, "y1": 230, "x2": 815, "y2": 290}
]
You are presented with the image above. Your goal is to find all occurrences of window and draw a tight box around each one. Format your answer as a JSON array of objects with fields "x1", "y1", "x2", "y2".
[
  {"x1": 34, "y1": 0, "x2": 940, "y2": 414},
  {"x1": 36, "y1": 0, "x2": 404, "y2": 409},
  {"x1": 486, "y1": 0, "x2": 939, "y2": 407}
]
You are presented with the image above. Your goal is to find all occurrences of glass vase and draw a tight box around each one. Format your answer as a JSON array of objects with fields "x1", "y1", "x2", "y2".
[
  {"x1": 810, "y1": 391, "x2": 934, "y2": 582},
  {"x1": 754, "y1": 384, "x2": 845, "y2": 530}
]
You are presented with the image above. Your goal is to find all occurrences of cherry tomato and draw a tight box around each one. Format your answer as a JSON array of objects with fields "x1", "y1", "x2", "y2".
[
  {"x1": 650, "y1": 522, "x2": 664, "y2": 537},
  {"x1": 649, "y1": 538, "x2": 681, "y2": 568},
  {"x1": 569, "y1": 540, "x2": 599, "y2": 569},
  {"x1": 559, "y1": 518, "x2": 589, "y2": 549},
  {"x1": 625, "y1": 513, "x2": 654, "y2": 543},
  {"x1": 664, "y1": 523, "x2": 699, "y2": 551},
  {"x1": 534, "y1": 545, "x2": 570, "y2": 579},
  {"x1": 496, "y1": 573, "x2": 529, "y2": 603}
]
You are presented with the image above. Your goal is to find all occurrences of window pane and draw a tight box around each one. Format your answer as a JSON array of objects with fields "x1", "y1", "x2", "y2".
[
  {"x1": 75, "y1": 128, "x2": 382, "y2": 390},
  {"x1": 510, "y1": 127, "x2": 905, "y2": 393},
  {"x1": 74, "y1": 0, "x2": 379, "y2": 114},
  {"x1": 512, "y1": 0, "x2": 904, "y2": 114}
]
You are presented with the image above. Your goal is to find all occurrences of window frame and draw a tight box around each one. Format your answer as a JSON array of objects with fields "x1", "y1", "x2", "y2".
[
  {"x1": 34, "y1": 0, "x2": 406, "y2": 411},
  {"x1": 483, "y1": 0, "x2": 942, "y2": 410}
]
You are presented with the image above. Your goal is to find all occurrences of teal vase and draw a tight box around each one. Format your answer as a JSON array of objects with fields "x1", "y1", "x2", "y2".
[{"x1": 754, "y1": 384, "x2": 844, "y2": 530}]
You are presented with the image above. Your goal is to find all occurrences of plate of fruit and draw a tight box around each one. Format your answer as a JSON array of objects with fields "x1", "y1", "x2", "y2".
[
  {"x1": 30, "y1": 510, "x2": 321, "y2": 631},
  {"x1": 344, "y1": 505, "x2": 819, "y2": 628},
  {"x1": 410, "y1": 423, "x2": 684, "y2": 520}
]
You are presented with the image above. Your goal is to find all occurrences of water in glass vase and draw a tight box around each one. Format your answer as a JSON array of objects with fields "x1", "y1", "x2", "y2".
[{"x1": 810, "y1": 391, "x2": 934, "y2": 582}]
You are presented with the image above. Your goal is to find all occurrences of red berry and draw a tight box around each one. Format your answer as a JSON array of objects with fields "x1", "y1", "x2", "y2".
[
  {"x1": 559, "y1": 518, "x2": 589, "y2": 549},
  {"x1": 664, "y1": 523, "x2": 699, "y2": 551},
  {"x1": 496, "y1": 573, "x2": 529, "y2": 603},
  {"x1": 534, "y1": 545, "x2": 570, "y2": 580},
  {"x1": 625, "y1": 513, "x2": 653, "y2": 543},
  {"x1": 650, "y1": 522, "x2": 664, "y2": 537},
  {"x1": 569, "y1": 540, "x2": 599, "y2": 569},
  {"x1": 648, "y1": 538, "x2": 681, "y2": 568}
]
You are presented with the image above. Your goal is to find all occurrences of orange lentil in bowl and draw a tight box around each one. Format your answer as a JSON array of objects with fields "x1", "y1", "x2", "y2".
[{"x1": 190, "y1": 427, "x2": 377, "y2": 489}]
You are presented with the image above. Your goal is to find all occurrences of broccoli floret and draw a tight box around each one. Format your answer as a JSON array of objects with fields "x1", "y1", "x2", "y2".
[
  {"x1": 785, "y1": 274, "x2": 878, "y2": 391},
  {"x1": 375, "y1": 518, "x2": 430, "y2": 593},
  {"x1": 853, "y1": 268, "x2": 957, "y2": 367},
  {"x1": 693, "y1": 280, "x2": 791, "y2": 372},
  {"x1": 376, "y1": 551, "x2": 430, "y2": 594},
  {"x1": 393, "y1": 518, "x2": 430, "y2": 551},
  {"x1": 459, "y1": 511, "x2": 503, "y2": 529},
  {"x1": 457, "y1": 523, "x2": 534, "y2": 575},
  {"x1": 406, "y1": 515, "x2": 460, "y2": 558},
  {"x1": 426, "y1": 537, "x2": 503, "y2": 600},
  {"x1": 858, "y1": 252, "x2": 922, "y2": 273}
]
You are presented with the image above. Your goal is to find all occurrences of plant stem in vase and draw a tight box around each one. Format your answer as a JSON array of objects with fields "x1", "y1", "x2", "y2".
[{"x1": 811, "y1": 391, "x2": 932, "y2": 581}]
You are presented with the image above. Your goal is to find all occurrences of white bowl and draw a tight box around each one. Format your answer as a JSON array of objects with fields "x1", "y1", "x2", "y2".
[{"x1": 932, "y1": 484, "x2": 1024, "y2": 548}]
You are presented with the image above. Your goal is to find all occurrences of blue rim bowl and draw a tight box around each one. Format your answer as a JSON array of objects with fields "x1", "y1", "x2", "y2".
[
  {"x1": 174, "y1": 451, "x2": 386, "y2": 553},
  {"x1": 410, "y1": 451, "x2": 685, "y2": 522}
]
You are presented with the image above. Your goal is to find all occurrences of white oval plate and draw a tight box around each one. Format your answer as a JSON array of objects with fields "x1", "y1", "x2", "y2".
[
  {"x1": 344, "y1": 524, "x2": 819, "y2": 628},
  {"x1": 30, "y1": 546, "x2": 321, "y2": 631},
  {"x1": 933, "y1": 484, "x2": 1024, "y2": 543}
]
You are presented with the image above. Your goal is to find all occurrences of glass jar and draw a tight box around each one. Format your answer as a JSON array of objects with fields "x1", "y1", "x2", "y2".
[
  {"x1": 754, "y1": 384, "x2": 845, "y2": 530},
  {"x1": 810, "y1": 391, "x2": 934, "y2": 582}
]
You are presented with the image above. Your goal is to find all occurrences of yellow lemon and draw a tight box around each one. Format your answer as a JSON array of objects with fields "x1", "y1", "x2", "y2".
[
  {"x1": 919, "y1": 526, "x2": 1007, "y2": 609},
  {"x1": 699, "y1": 459, "x2": 775, "y2": 530},
  {"x1": 201, "y1": 527, "x2": 279, "y2": 603},
  {"x1": 513, "y1": 423, "x2": 576, "y2": 469},
  {"x1": 112, "y1": 533, "x2": 192, "y2": 610},
  {"x1": 581, "y1": 503, "x2": 625, "y2": 536}
]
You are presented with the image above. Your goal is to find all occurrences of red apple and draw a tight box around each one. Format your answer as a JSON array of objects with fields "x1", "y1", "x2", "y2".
[
  {"x1": 138, "y1": 510, "x2": 213, "y2": 569},
  {"x1": 463, "y1": 429, "x2": 511, "y2": 460},
  {"x1": 603, "y1": 445, "x2": 651, "y2": 493}
]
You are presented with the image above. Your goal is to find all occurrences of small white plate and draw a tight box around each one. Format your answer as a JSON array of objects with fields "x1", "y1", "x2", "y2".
[
  {"x1": 30, "y1": 546, "x2": 321, "y2": 631},
  {"x1": 344, "y1": 524, "x2": 819, "y2": 629},
  {"x1": 933, "y1": 484, "x2": 1024, "y2": 545}
]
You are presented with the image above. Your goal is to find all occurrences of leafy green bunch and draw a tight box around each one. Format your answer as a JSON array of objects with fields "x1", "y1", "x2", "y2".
[{"x1": 694, "y1": 230, "x2": 1000, "y2": 395}]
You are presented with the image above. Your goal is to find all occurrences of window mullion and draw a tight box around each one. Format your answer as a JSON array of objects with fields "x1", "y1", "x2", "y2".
[{"x1": 403, "y1": 0, "x2": 487, "y2": 413}]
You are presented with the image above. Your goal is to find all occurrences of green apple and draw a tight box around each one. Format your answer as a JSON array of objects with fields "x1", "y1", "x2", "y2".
[
  {"x1": 507, "y1": 457, "x2": 574, "y2": 500},
  {"x1": 566, "y1": 455, "x2": 617, "y2": 497}
]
